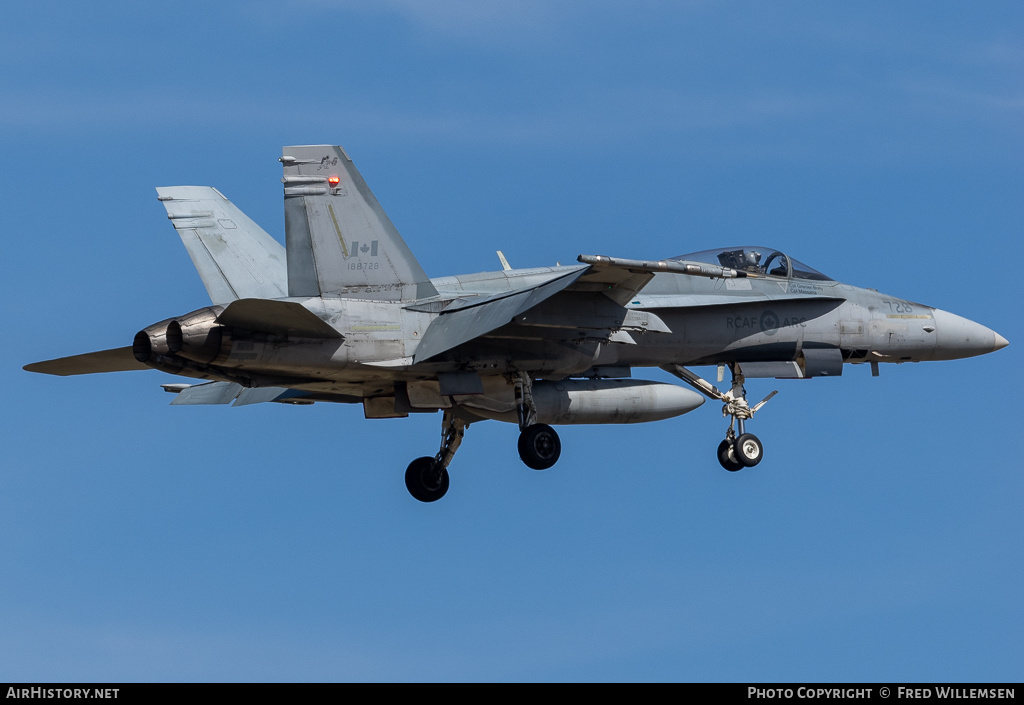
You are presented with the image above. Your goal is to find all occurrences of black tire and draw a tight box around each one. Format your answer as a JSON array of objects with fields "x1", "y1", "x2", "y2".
[
  {"x1": 405, "y1": 456, "x2": 450, "y2": 502},
  {"x1": 734, "y1": 433, "x2": 763, "y2": 467},
  {"x1": 518, "y1": 424, "x2": 561, "y2": 470},
  {"x1": 717, "y1": 439, "x2": 743, "y2": 472}
]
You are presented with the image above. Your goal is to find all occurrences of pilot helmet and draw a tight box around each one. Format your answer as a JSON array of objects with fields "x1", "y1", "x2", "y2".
[{"x1": 743, "y1": 250, "x2": 762, "y2": 268}]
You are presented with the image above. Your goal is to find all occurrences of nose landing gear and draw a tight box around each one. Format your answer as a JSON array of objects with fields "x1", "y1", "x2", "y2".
[{"x1": 669, "y1": 363, "x2": 775, "y2": 472}]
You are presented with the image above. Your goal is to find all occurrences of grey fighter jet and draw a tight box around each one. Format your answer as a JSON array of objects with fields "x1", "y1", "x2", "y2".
[{"x1": 25, "y1": 145, "x2": 1008, "y2": 502}]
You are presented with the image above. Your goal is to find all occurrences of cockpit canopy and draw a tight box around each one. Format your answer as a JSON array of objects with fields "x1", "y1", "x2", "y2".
[{"x1": 670, "y1": 247, "x2": 833, "y2": 282}]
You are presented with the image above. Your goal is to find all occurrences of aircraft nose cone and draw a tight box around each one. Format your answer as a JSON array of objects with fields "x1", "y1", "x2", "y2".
[{"x1": 932, "y1": 308, "x2": 1008, "y2": 360}]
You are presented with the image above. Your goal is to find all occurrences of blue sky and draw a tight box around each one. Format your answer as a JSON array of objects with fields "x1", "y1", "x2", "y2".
[{"x1": 2, "y1": 1, "x2": 1021, "y2": 682}]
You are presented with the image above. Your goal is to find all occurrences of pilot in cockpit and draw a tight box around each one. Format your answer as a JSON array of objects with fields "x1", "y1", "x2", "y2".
[
  {"x1": 741, "y1": 250, "x2": 762, "y2": 273},
  {"x1": 717, "y1": 248, "x2": 763, "y2": 273}
]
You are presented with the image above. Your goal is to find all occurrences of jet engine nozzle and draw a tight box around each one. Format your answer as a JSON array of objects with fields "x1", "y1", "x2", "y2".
[
  {"x1": 133, "y1": 317, "x2": 178, "y2": 363},
  {"x1": 132, "y1": 317, "x2": 186, "y2": 373},
  {"x1": 169, "y1": 306, "x2": 229, "y2": 364}
]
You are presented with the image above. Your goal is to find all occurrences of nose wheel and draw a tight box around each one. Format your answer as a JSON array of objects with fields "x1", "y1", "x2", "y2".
[
  {"x1": 717, "y1": 439, "x2": 743, "y2": 472},
  {"x1": 669, "y1": 363, "x2": 775, "y2": 473},
  {"x1": 717, "y1": 431, "x2": 763, "y2": 471},
  {"x1": 734, "y1": 433, "x2": 763, "y2": 466}
]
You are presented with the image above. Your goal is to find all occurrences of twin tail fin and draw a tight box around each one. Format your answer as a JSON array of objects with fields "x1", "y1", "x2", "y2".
[
  {"x1": 281, "y1": 145, "x2": 437, "y2": 301},
  {"x1": 156, "y1": 186, "x2": 287, "y2": 304}
]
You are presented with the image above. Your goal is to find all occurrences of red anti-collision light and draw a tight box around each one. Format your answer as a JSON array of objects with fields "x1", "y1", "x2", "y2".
[{"x1": 328, "y1": 175, "x2": 340, "y2": 186}]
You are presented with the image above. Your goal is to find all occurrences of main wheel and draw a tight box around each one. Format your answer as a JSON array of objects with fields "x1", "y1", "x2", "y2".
[
  {"x1": 717, "y1": 439, "x2": 743, "y2": 472},
  {"x1": 405, "y1": 456, "x2": 450, "y2": 502},
  {"x1": 734, "y1": 433, "x2": 763, "y2": 467},
  {"x1": 518, "y1": 423, "x2": 561, "y2": 470}
]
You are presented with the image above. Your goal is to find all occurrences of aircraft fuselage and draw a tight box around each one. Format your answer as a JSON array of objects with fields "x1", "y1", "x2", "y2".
[{"x1": 25, "y1": 146, "x2": 1007, "y2": 501}]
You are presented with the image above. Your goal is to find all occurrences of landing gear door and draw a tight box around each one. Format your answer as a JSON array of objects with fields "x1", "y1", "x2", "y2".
[{"x1": 801, "y1": 348, "x2": 843, "y2": 377}]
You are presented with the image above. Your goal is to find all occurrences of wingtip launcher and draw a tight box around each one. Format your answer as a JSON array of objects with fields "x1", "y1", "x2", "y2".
[{"x1": 578, "y1": 254, "x2": 751, "y2": 280}]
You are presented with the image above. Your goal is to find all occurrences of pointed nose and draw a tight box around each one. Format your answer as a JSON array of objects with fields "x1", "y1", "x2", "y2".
[{"x1": 931, "y1": 308, "x2": 1008, "y2": 360}]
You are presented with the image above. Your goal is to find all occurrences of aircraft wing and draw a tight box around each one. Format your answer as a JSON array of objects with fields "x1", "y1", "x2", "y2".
[
  {"x1": 24, "y1": 347, "x2": 150, "y2": 376},
  {"x1": 411, "y1": 253, "x2": 847, "y2": 363},
  {"x1": 412, "y1": 268, "x2": 588, "y2": 362},
  {"x1": 566, "y1": 259, "x2": 654, "y2": 306}
]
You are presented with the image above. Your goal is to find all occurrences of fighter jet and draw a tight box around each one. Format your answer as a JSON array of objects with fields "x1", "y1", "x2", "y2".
[{"x1": 25, "y1": 145, "x2": 1008, "y2": 502}]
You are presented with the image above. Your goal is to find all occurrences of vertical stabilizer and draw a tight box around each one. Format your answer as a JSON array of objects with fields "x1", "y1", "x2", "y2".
[
  {"x1": 157, "y1": 186, "x2": 287, "y2": 304},
  {"x1": 281, "y1": 145, "x2": 438, "y2": 301}
]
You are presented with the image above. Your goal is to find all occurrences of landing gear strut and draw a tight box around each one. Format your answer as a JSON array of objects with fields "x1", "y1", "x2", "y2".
[
  {"x1": 404, "y1": 373, "x2": 562, "y2": 502},
  {"x1": 405, "y1": 409, "x2": 467, "y2": 502},
  {"x1": 669, "y1": 363, "x2": 775, "y2": 472},
  {"x1": 514, "y1": 372, "x2": 561, "y2": 470}
]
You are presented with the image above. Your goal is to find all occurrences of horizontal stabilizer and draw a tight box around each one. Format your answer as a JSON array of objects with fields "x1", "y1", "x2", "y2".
[
  {"x1": 24, "y1": 347, "x2": 150, "y2": 376},
  {"x1": 218, "y1": 299, "x2": 343, "y2": 338},
  {"x1": 168, "y1": 381, "x2": 305, "y2": 406},
  {"x1": 233, "y1": 387, "x2": 299, "y2": 406},
  {"x1": 157, "y1": 186, "x2": 287, "y2": 304},
  {"x1": 414, "y1": 269, "x2": 586, "y2": 362},
  {"x1": 169, "y1": 381, "x2": 243, "y2": 405}
]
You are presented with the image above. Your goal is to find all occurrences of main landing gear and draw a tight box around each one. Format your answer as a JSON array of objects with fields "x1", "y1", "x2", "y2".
[
  {"x1": 405, "y1": 409, "x2": 465, "y2": 503},
  {"x1": 670, "y1": 363, "x2": 775, "y2": 473},
  {"x1": 404, "y1": 374, "x2": 561, "y2": 502},
  {"x1": 518, "y1": 423, "x2": 561, "y2": 470},
  {"x1": 514, "y1": 372, "x2": 561, "y2": 470}
]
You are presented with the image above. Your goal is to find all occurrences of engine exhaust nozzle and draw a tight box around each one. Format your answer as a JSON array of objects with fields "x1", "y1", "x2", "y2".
[{"x1": 171, "y1": 307, "x2": 228, "y2": 364}]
